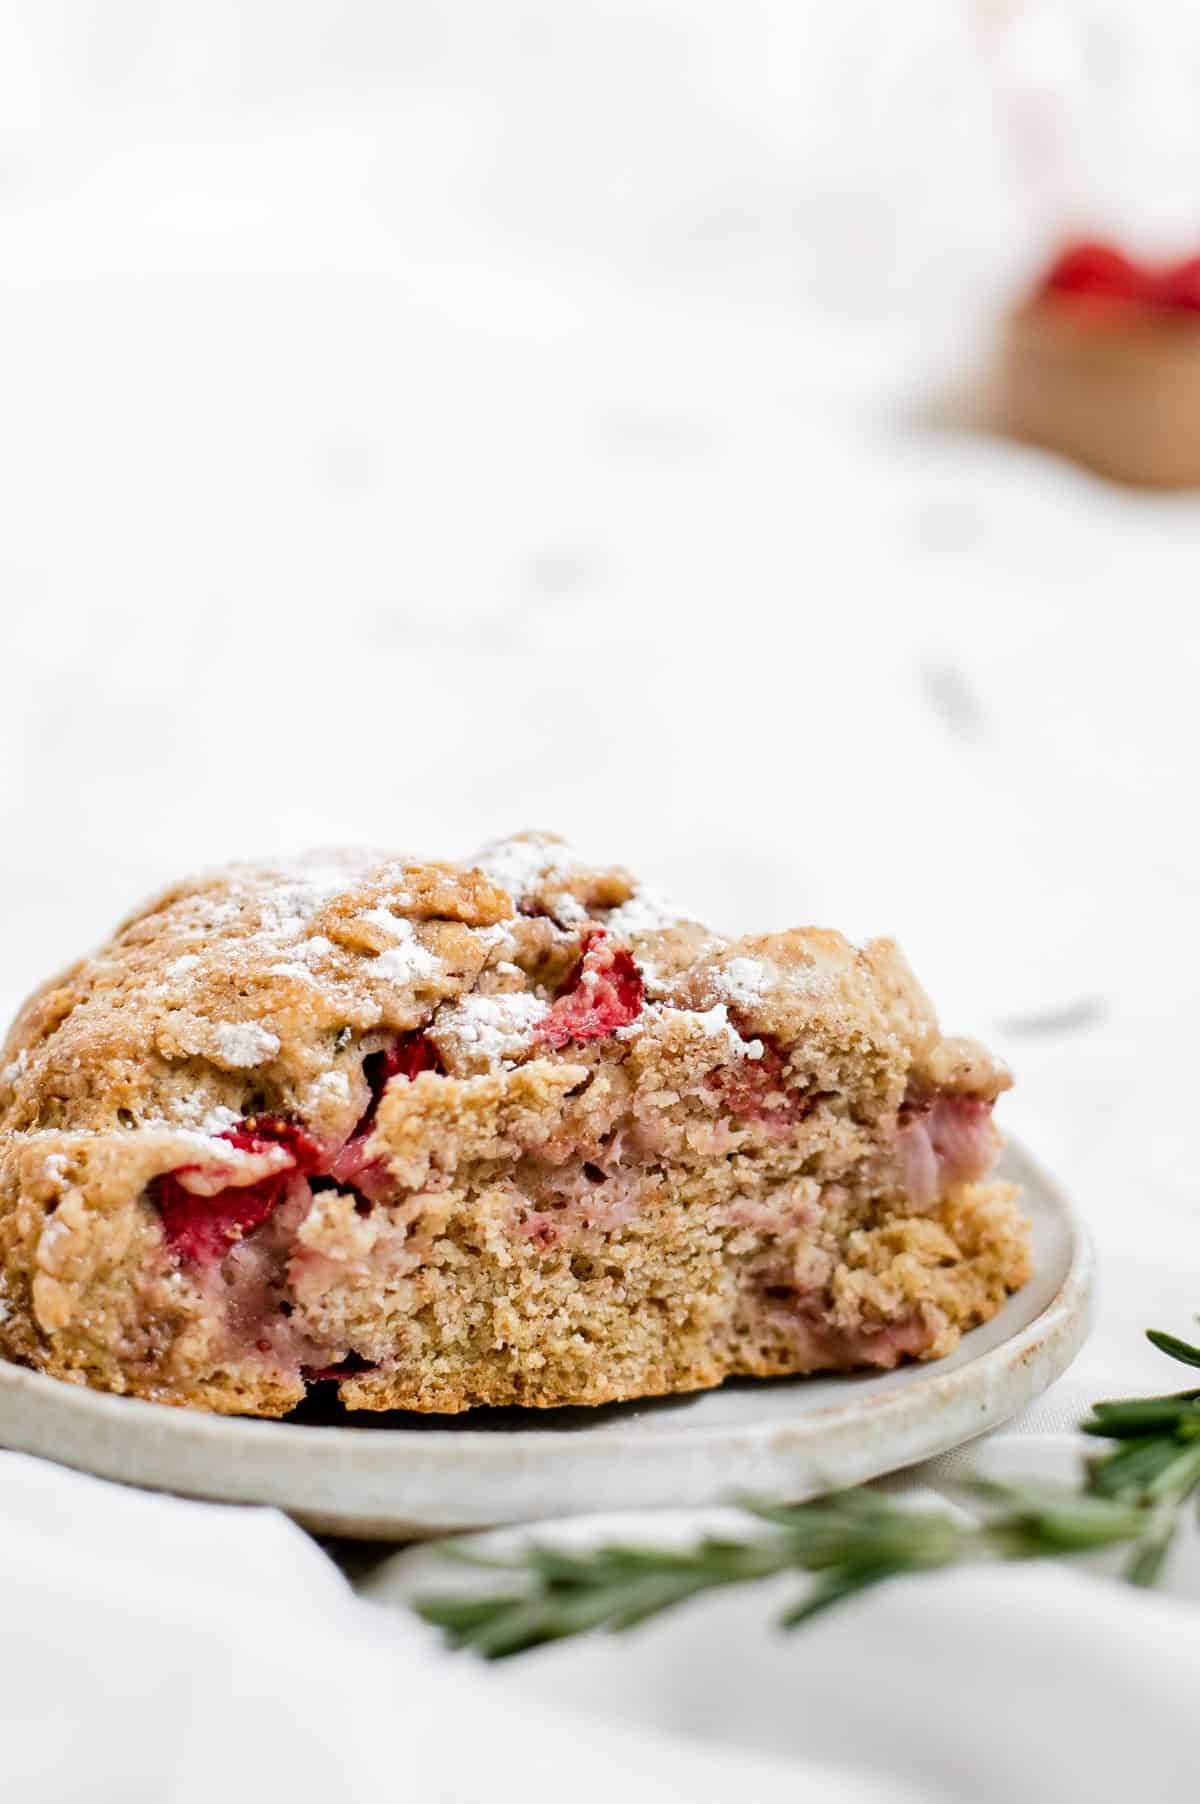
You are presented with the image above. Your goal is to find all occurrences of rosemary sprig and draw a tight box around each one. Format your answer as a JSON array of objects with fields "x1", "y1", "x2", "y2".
[
  {"x1": 414, "y1": 1324, "x2": 1200, "y2": 1657},
  {"x1": 1081, "y1": 1327, "x2": 1200, "y2": 1586}
]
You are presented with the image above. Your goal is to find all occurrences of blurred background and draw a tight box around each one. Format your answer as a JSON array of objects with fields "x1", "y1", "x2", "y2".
[{"x1": 2, "y1": 2, "x2": 1199, "y2": 1388}]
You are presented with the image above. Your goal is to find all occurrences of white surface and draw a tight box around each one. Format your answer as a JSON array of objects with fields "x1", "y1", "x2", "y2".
[
  {"x1": 376, "y1": 1454, "x2": 1200, "y2": 1804},
  {"x1": 2, "y1": 5, "x2": 1200, "y2": 1800},
  {"x1": 0, "y1": 1142, "x2": 1089, "y2": 1536}
]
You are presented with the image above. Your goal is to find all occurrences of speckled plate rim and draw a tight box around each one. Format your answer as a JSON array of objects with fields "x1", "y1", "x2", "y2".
[{"x1": 0, "y1": 1140, "x2": 1091, "y2": 1538}]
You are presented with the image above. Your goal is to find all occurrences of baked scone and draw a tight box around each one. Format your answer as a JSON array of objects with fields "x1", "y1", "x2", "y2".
[
  {"x1": 0, "y1": 835, "x2": 1029, "y2": 1417},
  {"x1": 994, "y1": 239, "x2": 1200, "y2": 488}
]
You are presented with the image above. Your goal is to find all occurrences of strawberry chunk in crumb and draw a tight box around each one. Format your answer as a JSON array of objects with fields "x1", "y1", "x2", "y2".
[
  {"x1": 369, "y1": 1034, "x2": 441, "y2": 1091},
  {"x1": 707, "y1": 1032, "x2": 824, "y2": 1135},
  {"x1": 156, "y1": 1118, "x2": 319, "y2": 1265},
  {"x1": 536, "y1": 929, "x2": 644, "y2": 1049},
  {"x1": 326, "y1": 1032, "x2": 441, "y2": 1199},
  {"x1": 896, "y1": 1092, "x2": 999, "y2": 1210}
]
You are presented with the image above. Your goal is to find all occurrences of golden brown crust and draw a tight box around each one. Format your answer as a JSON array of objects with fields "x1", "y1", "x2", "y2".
[{"x1": 0, "y1": 832, "x2": 1029, "y2": 1417}]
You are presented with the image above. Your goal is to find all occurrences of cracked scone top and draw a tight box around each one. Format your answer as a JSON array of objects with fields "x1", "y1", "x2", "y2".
[{"x1": 0, "y1": 834, "x2": 1030, "y2": 1416}]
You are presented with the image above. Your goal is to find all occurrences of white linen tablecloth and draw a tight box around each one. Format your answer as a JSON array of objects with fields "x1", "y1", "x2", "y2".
[
  {"x1": 3, "y1": 7, "x2": 1200, "y2": 1796},
  {"x1": 6, "y1": 1411, "x2": 1200, "y2": 1803}
]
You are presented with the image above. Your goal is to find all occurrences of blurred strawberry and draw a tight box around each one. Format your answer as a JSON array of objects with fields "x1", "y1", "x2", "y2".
[
  {"x1": 1040, "y1": 241, "x2": 1145, "y2": 303},
  {"x1": 1156, "y1": 255, "x2": 1200, "y2": 312}
]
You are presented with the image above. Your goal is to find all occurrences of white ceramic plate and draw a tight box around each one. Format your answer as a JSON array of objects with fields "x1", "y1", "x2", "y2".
[{"x1": 0, "y1": 1141, "x2": 1089, "y2": 1538}]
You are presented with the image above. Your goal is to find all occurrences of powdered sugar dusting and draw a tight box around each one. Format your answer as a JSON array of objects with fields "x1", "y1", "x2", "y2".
[
  {"x1": 718, "y1": 956, "x2": 777, "y2": 1008},
  {"x1": 369, "y1": 920, "x2": 439, "y2": 983},
  {"x1": 250, "y1": 867, "x2": 349, "y2": 942},
  {"x1": 604, "y1": 889, "x2": 683, "y2": 938},
  {"x1": 627, "y1": 1001, "x2": 765, "y2": 1060},
  {"x1": 436, "y1": 991, "x2": 549, "y2": 1066},
  {"x1": 717, "y1": 950, "x2": 835, "y2": 1012},
  {"x1": 552, "y1": 893, "x2": 587, "y2": 925},
  {"x1": 469, "y1": 834, "x2": 576, "y2": 906},
  {"x1": 201, "y1": 1104, "x2": 241, "y2": 1137},
  {"x1": 194, "y1": 897, "x2": 240, "y2": 929},
  {"x1": 211, "y1": 1022, "x2": 281, "y2": 1068},
  {"x1": 151, "y1": 863, "x2": 357, "y2": 990},
  {"x1": 300, "y1": 1067, "x2": 353, "y2": 1118},
  {"x1": 692, "y1": 1002, "x2": 764, "y2": 1060},
  {"x1": 357, "y1": 906, "x2": 413, "y2": 941}
]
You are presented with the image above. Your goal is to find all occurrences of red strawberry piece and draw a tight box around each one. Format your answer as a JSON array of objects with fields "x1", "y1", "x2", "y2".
[
  {"x1": 326, "y1": 1032, "x2": 441, "y2": 1199},
  {"x1": 706, "y1": 1030, "x2": 825, "y2": 1133},
  {"x1": 369, "y1": 1033, "x2": 440, "y2": 1090},
  {"x1": 708, "y1": 1033, "x2": 787, "y2": 1116},
  {"x1": 1040, "y1": 240, "x2": 1146, "y2": 303},
  {"x1": 156, "y1": 1116, "x2": 317, "y2": 1265},
  {"x1": 896, "y1": 1090, "x2": 999, "y2": 1208},
  {"x1": 221, "y1": 1117, "x2": 322, "y2": 1171},
  {"x1": 536, "y1": 929, "x2": 645, "y2": 1049},
  {"x1": 345, "y1": 1032, "x2": 440, "y2": 1142},
  {"x1": 157, "y1": 1181, "x2": 279, "y2": 1265}
]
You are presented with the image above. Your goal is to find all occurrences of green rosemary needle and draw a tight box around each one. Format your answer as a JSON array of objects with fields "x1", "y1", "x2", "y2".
[{"x1": 414, "y1": 1324, "x2": 1200, "y2": 1658}]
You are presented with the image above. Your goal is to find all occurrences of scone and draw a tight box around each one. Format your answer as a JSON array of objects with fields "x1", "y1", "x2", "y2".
[
  {"x1": 995, "y1": 239, "x2": 1200, "y2": 488},
  {"x1": 0, "y1": 835, "x2": 1029, "y2": 1417}
]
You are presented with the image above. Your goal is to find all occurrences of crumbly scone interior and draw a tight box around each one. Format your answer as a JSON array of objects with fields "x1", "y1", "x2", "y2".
[{"x1": 0, "y1": 835, "x2": 1030, "y2": 1416}]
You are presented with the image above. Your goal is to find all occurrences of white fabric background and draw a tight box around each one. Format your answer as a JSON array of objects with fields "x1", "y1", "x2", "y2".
[{"x1": 1, "y1": 5, "x2": 1199, "y2": 1798}]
